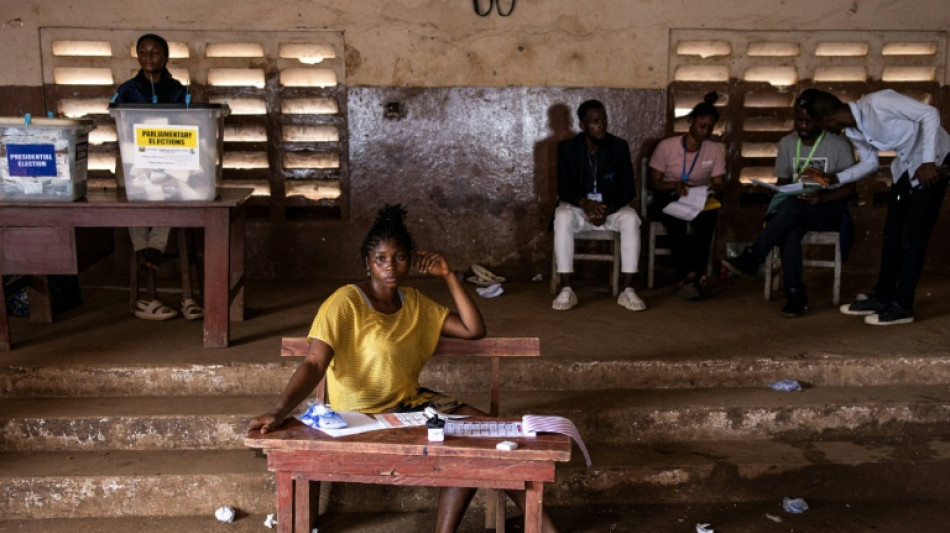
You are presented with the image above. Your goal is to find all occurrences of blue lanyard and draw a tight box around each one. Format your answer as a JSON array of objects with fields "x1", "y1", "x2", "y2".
[{"x1": 681, "y1": 136, "x2": 700, "y2": 183}]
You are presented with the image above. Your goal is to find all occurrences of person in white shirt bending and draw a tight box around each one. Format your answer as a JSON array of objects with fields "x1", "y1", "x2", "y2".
[{"x1": 802, "y1": 89, "x2": 950, "y2": 326}]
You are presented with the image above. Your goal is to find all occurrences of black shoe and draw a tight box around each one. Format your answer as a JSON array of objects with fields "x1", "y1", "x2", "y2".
[
  {"x1": 865, "y1": 303, "x2": 914, "y2": 326},
  {"x1": 781, "y1": 289, "x2": 808, "y2": 318},
  {"x1": 839, "y1": 296, "x2": 886, "y2": 316},
  {"x1": 676, "y1": 278, "x2": 704, "y2": 301},
  {"x1": 721, "y1": 248, "x2": 759, "y2": 277}
]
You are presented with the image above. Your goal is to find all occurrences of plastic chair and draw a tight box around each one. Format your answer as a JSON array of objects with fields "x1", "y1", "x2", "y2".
[{"x1": 764, "y1": 230, "x2": 841, "y2": 305}]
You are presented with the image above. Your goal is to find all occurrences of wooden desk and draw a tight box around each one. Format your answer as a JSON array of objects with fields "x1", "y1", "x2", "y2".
[
  {"x1": 246, "y1": 418, "x2": 572, "y2": 533},
  {"x1": 0, "y1": 188, "x2": 252, "y2": 349}
]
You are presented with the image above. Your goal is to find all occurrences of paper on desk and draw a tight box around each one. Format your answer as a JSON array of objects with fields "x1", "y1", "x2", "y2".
[
  {"x1": 297, "y1": 410, "x2": 382, "y2": 437},
  {"x1": 661, "y1": 185, "x2": 709, "y2": 221}
]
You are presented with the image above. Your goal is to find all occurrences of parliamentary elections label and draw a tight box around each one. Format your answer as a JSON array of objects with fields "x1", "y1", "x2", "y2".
[
  {"x1": 6, "y1": 144, "x2": 57, "y2": 177},
  {"x1": 133, "y1": 125, "x2": 200, "y2": 170}
]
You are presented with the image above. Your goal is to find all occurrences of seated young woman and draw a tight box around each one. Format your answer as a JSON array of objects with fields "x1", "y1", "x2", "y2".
[
  {"x1": 247, "y1": 204, "x2": 557, "y2": 533},
  {"x1": 648, "y1": 92, "x2": 727, "y2": 300}
]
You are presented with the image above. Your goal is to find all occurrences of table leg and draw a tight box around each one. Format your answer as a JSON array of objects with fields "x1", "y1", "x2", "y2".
[
  {"x1": 524, "y1": 481, "x2": 543, "y2": 533},
  {"x1": 26, "y1": 276, "x2": 52, "y2": 324},
  {"x1": 294, "y1": 474, "x2": 317, "y2": 533},
  {"x1": 229, "y1": 206, "x2": 245, "y2": 322},
  {"x1": 203, "y1": 209, "x2": 229, "y2": 347},
  {"x1": 276, "y1": 471, "x2": 293, "y2": 533}
]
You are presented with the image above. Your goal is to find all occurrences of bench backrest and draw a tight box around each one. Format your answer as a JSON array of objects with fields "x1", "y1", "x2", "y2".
[{"x1": 280, "y1": 336, "x2": 540, "y2": 416}]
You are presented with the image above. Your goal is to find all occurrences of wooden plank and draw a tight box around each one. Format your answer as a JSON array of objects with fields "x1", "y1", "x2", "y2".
[
  {"x1": 269, "y1": 451, "x2": 556, "y2": 483},
  {"x1": 281, "y1": 336, "x2": 540, "y2": 358}
]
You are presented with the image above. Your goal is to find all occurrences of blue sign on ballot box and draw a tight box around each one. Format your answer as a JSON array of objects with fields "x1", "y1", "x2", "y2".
[{"x1": 6, "y1": 144, "x2": 57, "y2": 177}]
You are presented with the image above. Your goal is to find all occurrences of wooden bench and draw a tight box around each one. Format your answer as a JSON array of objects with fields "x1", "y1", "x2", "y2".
[{"x1": 280, "y1": 335, "x2": 541, "y2": 532}]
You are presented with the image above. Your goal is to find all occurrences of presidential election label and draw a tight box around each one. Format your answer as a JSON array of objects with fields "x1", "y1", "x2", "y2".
[
  {"x1": 133, "y1": 125, "x2": 200, "y2": 170},
  {"x1": 6, "y1": 144, "x2": 58, "y2": 177}
]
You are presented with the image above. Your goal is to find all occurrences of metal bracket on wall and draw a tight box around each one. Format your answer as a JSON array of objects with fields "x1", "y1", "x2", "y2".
[{"x1": 472, "y1": 0, "x2": 516, "y2": 17}]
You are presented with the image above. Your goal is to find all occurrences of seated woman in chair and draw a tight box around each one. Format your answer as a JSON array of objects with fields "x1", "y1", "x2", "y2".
[
  {"x1": 247, "y1": 205, "x2": 558, "y2": 533},
  {"x1": 648, "y1": 92, "x2": 726, "y2": 300},
  {"x1": 112, "y1": 33, "x2": 201, "y2": 321}
]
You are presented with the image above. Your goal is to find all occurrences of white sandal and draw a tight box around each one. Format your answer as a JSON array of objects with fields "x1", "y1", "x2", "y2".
[
  {"x1": 180, "y1": 298, "x2": 204, "y2": 320},
  {"x1": 134, "y1": 299, "x2": 178, "y2": 321}
]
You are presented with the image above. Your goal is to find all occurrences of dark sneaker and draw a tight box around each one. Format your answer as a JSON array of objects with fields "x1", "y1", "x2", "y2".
[
  {"x1": 865, "y1": 304, "x2": 914, "y2": 326},
  {"x1": 839, "y1": 297, "x2": 886, "y2": 316},
  {"x1": 721, "y1": 248, "x2": 759, "y2": 277},
  {"x1": 676, "y1": 279, "x2": 703, "y2": 301},
  {"x1": 781, "y1": 289, "x2": 808, "y2": 318}
]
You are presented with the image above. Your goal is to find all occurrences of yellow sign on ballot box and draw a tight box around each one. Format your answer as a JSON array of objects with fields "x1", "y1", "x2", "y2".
[{"x1": 133, "y1": 125, "x2": 199, "y2": 170}]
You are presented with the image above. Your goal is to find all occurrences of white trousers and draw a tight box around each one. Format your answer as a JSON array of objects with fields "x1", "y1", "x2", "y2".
[
  {"x1": 554, "y1": 203, "x2": 641, "y2": 274},
  {"x1": 129, "y1": 227, "x2": 171, "y2": 252}
]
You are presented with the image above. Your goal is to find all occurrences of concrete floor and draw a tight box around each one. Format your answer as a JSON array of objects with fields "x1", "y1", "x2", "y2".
[{"x1": 4, "y1": 266, "x2": 950, "y2": 367}]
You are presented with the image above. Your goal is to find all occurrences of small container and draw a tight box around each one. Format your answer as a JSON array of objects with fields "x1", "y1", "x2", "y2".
[
  {"x1": 0, "y1": 117, "x2": 94, "y2": 201},
  {"x1": 426, "y1": 414, "x2": 445, "y2": 442}
]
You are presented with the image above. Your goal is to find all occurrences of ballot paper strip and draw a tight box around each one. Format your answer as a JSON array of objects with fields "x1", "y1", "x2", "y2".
[
  {"x1": 444, "y1": 420, "x2": 537, "y2": 438},
  {"x1": 661, "y1": 185, "x2": 709, "y2": 221},
  {"x1": 523, "y1": 414, "x2": 592, "y2": 467}
]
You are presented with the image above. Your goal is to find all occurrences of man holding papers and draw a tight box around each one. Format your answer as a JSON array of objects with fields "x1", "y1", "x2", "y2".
[
  {"x1": 723, "y1": 90, "x2": 855, "y2": 317},
  {"x1": 802, "y1": 89, "x2": 950, "y2": 325}
]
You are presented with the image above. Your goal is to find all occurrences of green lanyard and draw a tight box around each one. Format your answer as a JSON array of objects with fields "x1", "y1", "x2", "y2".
[{"x1": 794, "y1": 131, "x2": 824, "y2": 182}]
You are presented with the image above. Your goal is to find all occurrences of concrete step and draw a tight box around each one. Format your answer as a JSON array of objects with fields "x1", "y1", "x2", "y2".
[
  {"x1": 0, "y1": 450, "x2": 273, "y2": 520},
  {"x1": 4, "y1": 501, "x2": 950, "y2": 533},
  {"x1": 5, "y1": 354, "x2": 950, "y2": 397},
  {"x1": 4, "y1": 436, "x2": 949, "y2": 520},
  {"x1": 4, "y1": 386, "x2": 950, "y2": 452},
  {"x1": 0, "y1": 395, "x2": 278, "y2": 451},
  {"x1": 466, "y1": 385, "x2": 950, "y2": 444}
]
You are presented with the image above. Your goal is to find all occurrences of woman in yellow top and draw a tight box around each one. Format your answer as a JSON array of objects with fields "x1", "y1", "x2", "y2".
[{"x1": 247, "y1": 204, "x2": 556, "y2": 533}]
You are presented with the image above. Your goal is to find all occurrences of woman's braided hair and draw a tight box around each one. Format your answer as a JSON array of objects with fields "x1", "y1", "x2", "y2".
[{"x1": 360, "y1": 204, "x2": 416, "y2": 264}]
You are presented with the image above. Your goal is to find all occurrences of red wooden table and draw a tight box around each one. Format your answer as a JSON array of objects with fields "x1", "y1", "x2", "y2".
[
  {"x1": 0, "y1": 188, "x2": 252, "y2": 349},
  {"x1": 246, "y1": 418, "x2": 572, "y2": 533}
]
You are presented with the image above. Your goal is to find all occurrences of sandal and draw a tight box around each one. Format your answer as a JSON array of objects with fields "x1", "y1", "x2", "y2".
[
  {"x1": 180, "y1": 298, "x2": 204, "y2": 320},
  {"x1": 134, "y1": 299, "x2": 178, "y2": 321},
  {"x1": 676, "y1": 276, "x2": 705, "y2": 301}
]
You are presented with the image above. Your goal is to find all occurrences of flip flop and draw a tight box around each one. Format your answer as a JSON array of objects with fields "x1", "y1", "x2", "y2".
[
  {"x1": 180, "y1": 298, "x2": 204, "y2": 320},
  {"x1": 471, "y1": 264, "x2": 506, "y2": 284},
  {"x1": 134, "y1": 299, "x2": 178, "y2": 321}
]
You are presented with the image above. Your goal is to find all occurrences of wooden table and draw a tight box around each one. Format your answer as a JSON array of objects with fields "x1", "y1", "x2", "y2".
[
  {"x1": 0, "y1": 188, "x2": 252, "y2": 349},
  {"x1": 246, "y1": 418, "x2": 572, "y2": 533}
]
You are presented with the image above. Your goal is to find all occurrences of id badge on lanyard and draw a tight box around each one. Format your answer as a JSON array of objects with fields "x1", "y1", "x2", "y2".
[{"x1": 587, "y1": 192, "x2": 603, "y2": 202}]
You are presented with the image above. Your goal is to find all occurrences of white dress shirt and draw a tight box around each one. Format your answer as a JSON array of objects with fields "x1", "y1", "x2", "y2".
[{"x1": 836, "y1": 89, "x2": 950, "y2": 186}]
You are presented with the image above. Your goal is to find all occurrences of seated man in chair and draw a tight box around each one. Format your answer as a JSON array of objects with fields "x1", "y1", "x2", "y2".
[
  {"x1": 552, "y1": 99, "x2": 644, "y2": 311},
  {"x1": 723, "y1": 89, "x2": 856, "y2": 317}
]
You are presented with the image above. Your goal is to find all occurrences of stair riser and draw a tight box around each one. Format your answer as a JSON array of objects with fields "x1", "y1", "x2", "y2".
[
  {"x1": 0, "y1": 416, "x2": 250, "y2": 452},
  {"x1": 6, "y1": 357, "x2": 950, "y2": 397},
  {"x1": 6, "y1": 461, "x2": 949, "y2": 519},
  {"x1": 5, "y1": 406, "x2": 950, "y2": 451},
  {"x1": 0, "y1": 474, "x2": 274, "y2": 520}
]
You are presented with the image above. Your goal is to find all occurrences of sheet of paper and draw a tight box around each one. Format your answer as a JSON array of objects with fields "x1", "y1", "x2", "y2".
[
  {"x1": 296, "y1": 410, "x2": 383, "y2": 438},
  {"x1": 375, "y1": 411, "x2": 429, "y2": 429},
  {"x1": 661, "y1": 185, "x2": 709, "y2": 221},
  {"x1": 750, "y1": 178, "x2": 826, "y2": 194}
]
